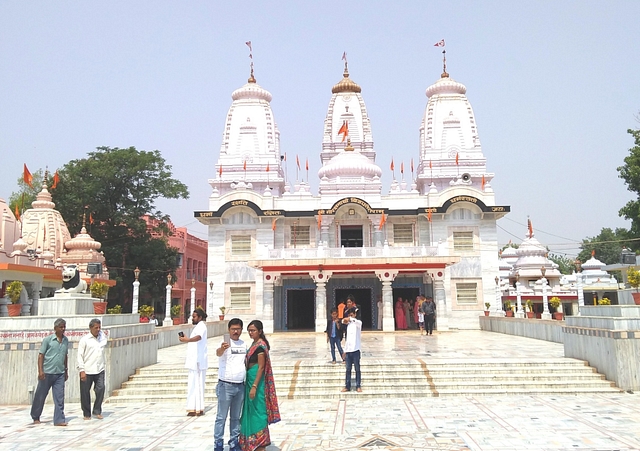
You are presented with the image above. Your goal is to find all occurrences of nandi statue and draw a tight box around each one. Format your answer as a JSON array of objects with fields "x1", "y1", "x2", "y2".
[{"x1": 56, "y1": 264, "x2": 88, "y2": 293}]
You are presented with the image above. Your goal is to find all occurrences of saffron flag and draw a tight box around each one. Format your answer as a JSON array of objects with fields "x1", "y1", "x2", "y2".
[
  {"x1": 272, "y1": 218, "x2": 277, "y2": 231},
  {"x1": 317, "y1": 210, "x2": 322, "y2": 230},
  {"x1": 390, "y1": 158, "x2": 394, "y2": 171},
  {"x1": 89, "y1": 212, "x2": 94, "y2": 225},
  {"x1": 429, "y1": 159, "x2": 432, "y2": 169},
  {"x1": 400, "y1": 162, "x2": 404, "y2": 174},
  {"x1": 305, "y1": 158, "x2": 309, "y2": 171},
  {"x1": 338, "y1": 120, "x2": 348, "y2": 142},
  {"x1": 52, "y1": 170, "x2": 60, "y2": 189},
  {"x1": 243, "y1": 160, "x2": 247, "y2": 171},
  {"x1": 14, "y1": 204, "x2": 20, "y2": 221},
  {"x1": 246, "y1": 41, "x2": 252, "y2": 52},
  {"x1": 266, "y1": 162, "x2": 270, "y2": 172},
  {"x1": 219, "y1": 165, "x2": 223, "y2": 177},
  {"x1": 296, "y1": 155, "x2": 300, "y2": 170},
  {"x1": 481, "y1": 174, "x2": 485, "y2": 190},
  {"x1": 379, "y1": 213, "x2": 386, "y2": 229},
  {"x1": 528, "y1": 219, "x2": 533, "y2": 238},
  {"x1": 23, "y1": 164, "x2": 33, "y2": 188},
  {"x1": 427, "y1": 210, "x2": 432, "y2": 222},
  {"x1": 434, "y1": 39, "x2": 445, "y2": 47},
  {"x1": 455, "y1": 152, "x2": 459, "y2": 165}
]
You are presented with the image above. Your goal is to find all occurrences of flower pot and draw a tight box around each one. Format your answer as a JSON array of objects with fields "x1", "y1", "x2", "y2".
[
  {"x1": 553, "y1": 312, "x2": 564, "y2": 320},
  {"x1": 632, "y1": 292, "x2": 640, "y2": 305},
  {"x1": 483, "y1": 311, "x2": 490, "y2": 316},
  {"x1": 140, "y1": 317, "x2": 150, "y2": 323},
  {"x1": 7, "y1": 304, "x2": 21, "y2": 317},
  {"x1": 93, "y1": 302, "x2": 107, "y2": 315},
  {"x1": 219, "y1": 315, "x2": 225, "y2": 321},
  {"x1": 172, "y1": 317, "x2": 183, "y2": 325},
  {"x1": 505, "y1": 310, "x2": 514, "y2": 317},
  {"x1": 526, "y1": 311, "x2": 534, "y2": 319}
]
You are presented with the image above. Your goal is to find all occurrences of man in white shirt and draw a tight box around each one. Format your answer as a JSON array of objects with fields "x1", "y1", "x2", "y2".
[
  {"x1": 179, "y1": 307, "x2": 208, "y2": 416},
  {"x1": 77, "y1": 318, "x2": 107, "y2": 420},
  {"x1": 341, "y1": 307, "x2": 362, "y2": 393},
  {"x1": 214, "y1": 318, "x2": 246, "y2": 451}
]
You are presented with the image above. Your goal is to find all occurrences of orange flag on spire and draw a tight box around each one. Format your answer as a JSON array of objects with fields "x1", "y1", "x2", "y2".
[
  {"x1": 219, "y1": 165, "x2": 223, "y2": 177},
  {"x1": 317, "y1": 210, "x2": 322, "y2": 230},
  {"x1": 338, "y1": 120, "x2": 348, "y2": 142},
  {"x1": 14, "y1": 204, "x2": 20, "y2": 221},
  {"x1": 427, "y1": 210, "x2": 432, "y2": 222},
  {"x1": 272, "y1": 218, "x2": 277, "y2": 231},
  {"x1": 89, "y1": 212, "x2": 95, "y2": 225},
  {"x1": 52, "y1": 170, "x2": 60, "y2": 189},
  {"x1": 400, "y1": 162, "x2": 404, "y2": 174},
  {"x1": 528, "y1": 218, "x2": 533, "y2": 238},
  {"x1": 429, "y1": 159, "x2": 432, "y2": 169},
  {"x1": 455, "y1": 152, "x2": 459, "y2": 165},
  {"x1": 379, "y1": 213, "x2": 386, "y2": 229},
  {"x1": 243, "y1": 160, "x2": 247, "y2": 171},
  {"x1": 296, "y1": 155, "x2": 300, "y2": 170},
  {"x1": 481, "y1": 174, "x2": 485, "y2": 190},
  {"x1": 390, "y1": 158, "x2": 394, "y2": 171},
  {"x1": 266, "y1": 162, "x2": 270, "y2": 172},
  {"x1": 305, "y1": 158, "x2": 309, "y2": 171},
  {"x1": 23, "y1": 164, "x2": 33, "y2": 188}
]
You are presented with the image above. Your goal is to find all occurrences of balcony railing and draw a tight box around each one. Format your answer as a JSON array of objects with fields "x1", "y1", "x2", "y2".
[{"x1": 258, "y1": 244, "x2": 441, "y2": 260}]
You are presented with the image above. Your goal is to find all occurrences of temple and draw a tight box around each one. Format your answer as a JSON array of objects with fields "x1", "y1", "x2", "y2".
[{"x1": 196, "y1": 59, "x2": 511, "y2": 332}]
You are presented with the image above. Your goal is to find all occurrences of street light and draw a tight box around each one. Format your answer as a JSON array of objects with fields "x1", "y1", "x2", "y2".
[
  {"x1": 575, "y1": 258, "x2": 585, "y2": 313},
  {"x1": 132, "y1": 267, "x2": 141, "y2": 316},
  {"x1": 541, "y1": 266, "x2": 551, "y2": 319},
  {"x1": 515, "y1": 271, "x2": 524, "y2": 318},
  {"x1": 190, "y1": 278, "x2": 196, "y2": 316},
  {"x1": 164, "y1": 274, "x2": 173, "y2": 326},
  {"x1": 494, "y1": 275, "x2": 504, "y2": 316}
]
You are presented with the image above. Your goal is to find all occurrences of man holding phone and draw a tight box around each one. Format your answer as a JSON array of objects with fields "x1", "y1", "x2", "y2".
[
  {"x1": 179, "y1": 308, "x2": 208, "y2": 416},
  {"x1": 214, "y1": 318, "x2": 246, "y2": 451}
]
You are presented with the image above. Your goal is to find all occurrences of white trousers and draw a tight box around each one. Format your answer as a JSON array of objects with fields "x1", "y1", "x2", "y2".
[{"x1": 186, "y1": 367, "x2": 206, "y2": 412}]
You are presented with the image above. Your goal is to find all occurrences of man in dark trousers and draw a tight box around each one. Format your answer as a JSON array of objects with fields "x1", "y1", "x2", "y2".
[
  {"x1": 31, "y1": 318, "x2": 69, "y2": 426},
  {"x1": 325, "y1": 308, "x2": 345, "y2": 364},
  {"x1": 421, "y1": 296, "x2": 436, "y2": 335}
]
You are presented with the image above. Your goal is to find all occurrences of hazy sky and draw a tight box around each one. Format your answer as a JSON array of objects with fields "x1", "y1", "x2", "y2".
[{"x1": 2, "y1": 1, "x2": 639, "y2": 258}]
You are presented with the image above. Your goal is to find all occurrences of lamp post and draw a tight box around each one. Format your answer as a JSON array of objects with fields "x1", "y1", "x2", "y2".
[
  {"x1": 515, "y1": 272, "x2": 524, "y2": 318},
  {"x1": 575, "y1": 259, "x2": 584, "y2": 314},
  {"x1": 132, "y1": 267, "x2": 140, "y2": 315},
  {"x1": 208, "y1": 280, "x2": 214, "y2": 314},
  {"x1": 190, "y1": 278, "x2": 196, "y2": 316},
  {"x1": 495, "y1": 276, "x2": 504, "y2": 316},
  {"x1": 164, "y1": 274, "x2": 173, "y2": 326},
  {"x1": 541, "y1": 266, "x2": 551, "y2": 319}
]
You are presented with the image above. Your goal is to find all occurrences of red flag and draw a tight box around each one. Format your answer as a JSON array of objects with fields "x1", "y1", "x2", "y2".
[
  {"x1": 296, "y1": 155, "x2": 300, "y2": 170},
  {"x1": 272, "y1": 218, "x2": 277, "y2": 231},
  {"x1": 481, "y1": 175, "x2": 486, "y2": 190},
  {"x1": 410, "y1": 158, "x2": 414, "y2": 173},
  {"x1": 52, "y1": 170, "x2": 60, "y2": 189},
  {"x1": 266, "y1": 162, "x2": 270, "y2": 172},
  {"x1": 427, "y1": 210, "x2": 432, "y2": 222},
  {"x1": 400, "y1": 162, "x2": 404, "y2": 174},
  {"x1": 14, "y1": 204, "x2": 20, "y2": 221},
  {"x1": 89, "y1": 212, "x2": 94, "y2": 225},
  {"x1": 243, "y1": 160, "x2": 247, "y2": 171},
  {"x1": 434, "y1": 39, "x2": 445, "y2": 47},
  {"x1": 219, "y1": 165, "x2": 223, "y2": 177},
  {"x1": 379, "y1": 213, "x2": 386, "y2": 229},
  {"x1": 305, "y1": 158, "x2": 309, "y2": 171},
  {"x1": 317, "y1": 211, "x2": 322, "y2": 230},
  {"x1": 338, "y1": 120, "x2": 348, "y2": 142},
  {"x1": 528, "y1": 219, "x2": 533, "y2": 238},
  {"x1": 23, "y1": 164, "x2": 33, "y2": 188},
  {"x1": 390, "y1": 158, "x2": 394, "y2": 171},
  {"x1": 455, "y1": 153, "x2": 459, "y2": 165},
  {"x1": 429, "y1": 159, "x2": 432, "y2": 169},
  {"x1": 246, "y1": 41, "x2": 252, "y2": 52},
  {"x1": 591, "y1": 249, "x2": 595, "y2": 257}
]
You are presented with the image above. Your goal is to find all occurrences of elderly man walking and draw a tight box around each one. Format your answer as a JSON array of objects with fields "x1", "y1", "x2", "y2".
[
  {"x1": 77, "y1": 318, "x2": 107, "y2": 420},
  {"x1": 30, "y1": 318, "x2": 69, "y2": 426},
  {"x1": 179, "y1": 307, "x2": 208, "y2": 417}
]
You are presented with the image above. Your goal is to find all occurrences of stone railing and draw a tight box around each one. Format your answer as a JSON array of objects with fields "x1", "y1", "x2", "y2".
[{"x1": 260, "y1": 245, "x2": 439, "y2": 260}]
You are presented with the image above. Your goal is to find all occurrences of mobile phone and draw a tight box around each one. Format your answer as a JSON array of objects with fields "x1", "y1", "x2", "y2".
[
  {"x1": 223, "y1": 333, "x2": 230, "y2": 344},
  {"x1": 178, "y1": 332, "x2": 184, "y2": 337}
]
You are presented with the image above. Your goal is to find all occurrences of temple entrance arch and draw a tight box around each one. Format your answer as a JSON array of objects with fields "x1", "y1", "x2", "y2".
[{"x1": 286, "y1": 289, "x2": 315, "y2": 330}]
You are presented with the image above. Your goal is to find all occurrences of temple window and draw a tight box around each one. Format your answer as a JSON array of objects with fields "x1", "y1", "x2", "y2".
[
  {"x1": 393, "y1": 224, "x2": 414, "y2": 245},
  {"x1": 230, "y1": 235, "x2": 252, "y2": 256},
  {"x1": 290, "y1": 226, "x2": 310, "y2": 246},
  {"x1": 230, "y1": 287, "x2": 251, "y2": 309},
  {"x1": 456, "y1": 282, "x2": 478, "y2": 305},
  {"x1": 453, "y1": 231, "x2": 474, "y2": 252}
]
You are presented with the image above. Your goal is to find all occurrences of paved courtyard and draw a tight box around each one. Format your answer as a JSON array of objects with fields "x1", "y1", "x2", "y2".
[{"x1": 1, "y1": 330, "x2": 639, "y2": 450}]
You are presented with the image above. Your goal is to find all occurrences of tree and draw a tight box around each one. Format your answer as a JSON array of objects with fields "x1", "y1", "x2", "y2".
[
  {"x1": 618, "y1": 128, "x2": 640, "y2": 238},
  {"x1": 52, "y1": 146, "x2": 189, "y2": 308},
  {"x1": 576, "y1": 227, "x2": 632, "y2": 265},
  {"x1": 548, "y1": 253, "x2": 576, "y2": 275}
]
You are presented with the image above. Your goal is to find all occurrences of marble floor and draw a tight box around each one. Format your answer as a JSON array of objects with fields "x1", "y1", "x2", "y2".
[{"x1": 1, "y1": 330, "x2": 639, "y2": 450}]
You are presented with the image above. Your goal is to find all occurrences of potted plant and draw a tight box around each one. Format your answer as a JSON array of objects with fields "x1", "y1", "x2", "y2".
[
  {"x1": 627, "y1": 267, "x2": 640, "y2": 305},
  {"x1": 549, "y1": 296, "x2": 563, "y2": 320},
  {"x1": 525, "y1": 299, "x2": 535, "y2": 318},
  {"x1": 483, "y1": 302, "x2": 491, "y2": 316},
  {"x1": 139, "y1": 305, "x2": 154, "y2": 323},
  {"x1": 107, "y1": 305, "x2": 122, "y2": 314},
  {"x1": 6, "y1": 280, "x2": 24, "y2": 317},
  {"x1": 597, "y1": 297, "x2": 611, "y2": 305},
  {"x1": 504, "y1": 300, "x2": 514, "y2": 317},
  {"x1": 219, "y1": 306, "x2": 227, "y2": 321},
  {"x1": 90, "y1": 282, "x2": 109, "y2": 314},
  {"x1": 170, "y1": 304, "x2": 183, "y2": 325}
]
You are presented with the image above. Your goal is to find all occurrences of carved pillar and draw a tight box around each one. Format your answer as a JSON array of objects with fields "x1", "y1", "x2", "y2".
[
  {"x1": 433, "y1": 277, "x2": 448, "y2": 331},
  {"x1": 376, "y1": 270, "x2": 397, "y2": 332},
  {"x1": 311, "y1": 271, "x2": 332, "y2": 333},
  {"x1": 262, "y1": 273, "x2": 276, "y2": 334}
]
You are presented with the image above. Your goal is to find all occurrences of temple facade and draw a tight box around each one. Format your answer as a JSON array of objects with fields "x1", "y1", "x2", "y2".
[{"x1": 196, "y1": 62, "x2": 510, "y2": 332}]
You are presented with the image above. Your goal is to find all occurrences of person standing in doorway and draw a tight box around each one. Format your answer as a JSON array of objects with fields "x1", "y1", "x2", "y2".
[
  {"x1": 422, "y1": 297, "x2": 436, "y2": 336},
  {"x1": 337, "y1": 299, "x2": 346, "y2": 320},
  {"x1": 179, "y1": 307, "x2": 208, "y2": 416},
  {"x1": 325, "y1": 308, "x2": 345, "y2": 364},
  {"x1": 376, "y1": 296, "x2": 383, "y2": 330},
  {"x1": 394, "y1": 297, "x2": 407, "y2": 330},
  {"x1": 215, "y1": 318, "x2": 246, "y2": 451},
  {"x1": 77, "y1": 318, "x2": 107, "y2": 420},
  {"x1": 30, "y1": 318, "x2": 69, "y2": 426},
  {"x1": 341, "y1": 307, "x2": 363, "y2": 392}
]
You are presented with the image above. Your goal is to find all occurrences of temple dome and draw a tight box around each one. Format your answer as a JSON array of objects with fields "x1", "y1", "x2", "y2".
[
  {"x1": 318, "y1": 144, "x2": 382, "y2": 180},
  {"x1": 331, "y1": 66, "x2": 362, "y2": 94},
  {"x1": 425, "y1": 75, "x2": 467, "y2": 98},
  {"x1": 231, "y1": 80, "x2": 273, "y2": 102}
]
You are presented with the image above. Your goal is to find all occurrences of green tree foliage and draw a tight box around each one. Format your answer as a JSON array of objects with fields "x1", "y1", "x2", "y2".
[
  {"x1": 618, "y1": 128, "x2": 640, "y2": 238},
  {"x1": 576, "y1": 227, "x2": 631, "y2": 265},
  {"x1": 548, "y1": 253, "x2": 576, "y2": 275},
  {"x1": 52, "y1": 146, "x2": 189, "y2": 309},
  {"x1": 9, "y1": 169, "x2": 45, "y2": 214}
]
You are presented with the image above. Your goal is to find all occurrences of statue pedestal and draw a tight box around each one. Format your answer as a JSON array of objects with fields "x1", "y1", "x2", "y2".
[{"x1": 38, "y1": 294, "x2": 95, "y2": 316}]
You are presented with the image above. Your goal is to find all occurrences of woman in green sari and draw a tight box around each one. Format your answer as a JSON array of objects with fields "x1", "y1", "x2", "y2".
[{"x1": 239, "y1": 320, "x2": 280, "y2": 451}]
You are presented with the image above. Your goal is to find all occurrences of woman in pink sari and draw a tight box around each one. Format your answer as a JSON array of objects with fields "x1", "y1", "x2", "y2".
[
  {"x1": 239, "y1": 320, "x2": 280, "y2": 451},
  {"x1": 394, "y1": 298, "x2": 407, "y2": 330}
]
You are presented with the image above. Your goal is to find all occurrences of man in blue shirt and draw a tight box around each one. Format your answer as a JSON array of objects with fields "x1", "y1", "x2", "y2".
[
  {"x1": 30, "y1": 318, "x2": 69, "y2": 426},
  {"x1": 325, "y1": 308, "x2": 345, "y2": 364}
]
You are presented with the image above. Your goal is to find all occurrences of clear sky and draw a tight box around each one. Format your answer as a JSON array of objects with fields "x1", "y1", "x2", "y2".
[{"x1": 2, "y1": 1, "x2": 639, "y2": 258}]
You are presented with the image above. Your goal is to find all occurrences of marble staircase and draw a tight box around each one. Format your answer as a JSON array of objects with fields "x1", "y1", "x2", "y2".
[{"x1": 107, "y1": 358, "x2": 620, "y2": 403}]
